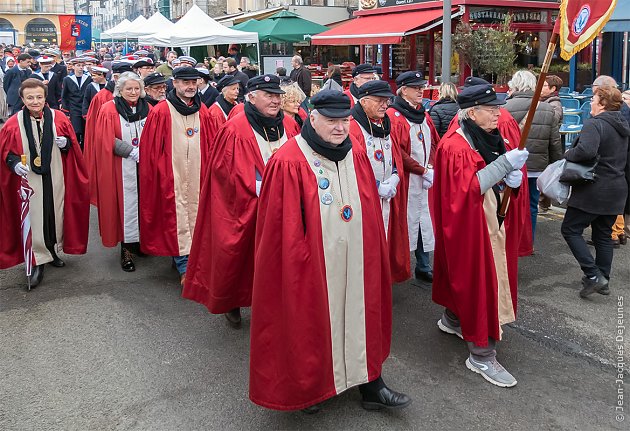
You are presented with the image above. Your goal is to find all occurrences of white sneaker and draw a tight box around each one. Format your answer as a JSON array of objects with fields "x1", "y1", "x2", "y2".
[
  {"x1": 437, "y1": 318, "x2": 463, "y2": 339},
  {"x1": 465, "y1": 355, "x2": 517, "y2": 388}
]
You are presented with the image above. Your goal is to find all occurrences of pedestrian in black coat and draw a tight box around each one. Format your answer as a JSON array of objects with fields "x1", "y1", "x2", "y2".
[
  {"x1": 61, "y1": 59, "x2": 92, "y2": 146},
  {"x1": 2, "y1": 53, "x2": 33, "y2": 115},
  {"x1": 429, "y1": 82, "x2": 459, "y2": 137},
  {"x1": 561, "y1": 85, "x2": 630, "y2": 298}
]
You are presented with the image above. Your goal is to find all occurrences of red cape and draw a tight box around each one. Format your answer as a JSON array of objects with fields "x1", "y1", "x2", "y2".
[
  {"x1": 447, "y1": 109, "x2": 533, "y2": 257},
  {"x1": 0, "y1": 110, "x2": 90, "y2": 269},
  {"x1": 250, "y1": 137, "x2": 392, "y2": 410},
  {"x1": 182, "y1": 113, "x2": 300, "y2": 313},
  {"x1": 343, "y1": 88, "x2": 356, "y2": 107},
  {"x1": 93, "y1": 101, "x2": 152, "y2": 247},
  {"x1": 138, "y1": 100, "x2": 213, "y2": 256},
  {"x1": 432, "y1": 128, "x2": 524, "y2": 346},
  {"x1": 207, "y1": 102, "x2": 230, "y2": 146},
  {"x1": 349, "y1": 118, "x2": 408, "y2": 283},
  {"x1": 84, "y1": 88, "x2": 114, "y2": 206},
  {"x1": 227, "y1": 102, "x2": 244, "y2": 121}
]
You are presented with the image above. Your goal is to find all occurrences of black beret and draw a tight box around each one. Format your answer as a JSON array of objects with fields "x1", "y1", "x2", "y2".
[
  {"x1": 246, "y1": 74, "x2": 284, "y2": 94},
  {"x1": 311, "y1": 90, "x2": 351, "y2": 118},
  {"x1": 134, "y1": 58, "x2": 154, "y2": 68},
  {"x1": 172, "y1": 66, "x2": 200, "y2": 80},
  {"x1": 112, "y1": 62, "x2": 134, "y2": 74},
  {"x1": 352, "y1": 63, "x2": 377, "y2": 77},
  {"x1": 457, "y1": 84, "x2": 504, "y2": 109},
  {"x1": 28, "y1": 49, "x2": 40, "y2": 58},
  {"x1": 357, "y1": 80, "x2": 394, "y2": 99},
  {"x1": 144, "y1": 72, "x2": 166, "y2": 86},
  {"x1": 464, "y1": 76, "x2": 490, "y2": 87},
  {"x1": 396, "y1": 71, "x2": 427, "y2": 88},
  {"x1": 217, "y1": 75, "x2": 240, "y2": 92}
]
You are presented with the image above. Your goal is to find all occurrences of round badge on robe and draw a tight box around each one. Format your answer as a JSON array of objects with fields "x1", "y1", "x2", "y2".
[
  {"x1": 194, "y1": 127, "x2": 199, "y2": 133},
  {"x1": 374, "y1": 149, "x2": 384, "y2": 161},
  {"x1": 313, "y1": 159, "x2": 321, "y2": 167},
  {"x1": 140, "y1": 121, "x2": 145, "y2": 127},
  {"x1": 340, "y1": 205, "x2": 353, "y2": 222},
  {"x1": 321, "y1": 193, "x2": 333, "y2": 205},
  {"x1": 384, "y1": 143, "x2": 391, "y2": 150},
  {"x1": 318, "y1": 177, "x2": 330, "y2": 190},
  {"x1": 417, "y1": 131, "x2": 424, "y2": 141},
  {"x1": 132, "y1": 137, "x2": 139, "y2": 146},
  {"x1": 186, "y1": 128, "x2": 195, "y2": 137}
]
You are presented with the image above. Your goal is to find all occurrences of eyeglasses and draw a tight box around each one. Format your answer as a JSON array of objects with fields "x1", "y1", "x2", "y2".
[
  {"x1": 474, "y1": 106, "x2": 501, "y2": 113},
  {"x1": 365, "y1": 97, "x2": 392, "y2": 106}
]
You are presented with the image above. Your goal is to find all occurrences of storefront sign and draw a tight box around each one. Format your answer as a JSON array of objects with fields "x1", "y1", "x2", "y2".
[{"x1": 469, "y1": 8, "x2": 544, "y2": 23}]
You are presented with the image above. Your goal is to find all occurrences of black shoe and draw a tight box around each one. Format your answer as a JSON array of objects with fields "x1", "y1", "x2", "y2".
[
  {"x1": 580, "y1": 275, "x2": 608, "y2": 298},
  {"x1": 415, "y1": 269, "x2": 433, "y2": 283},
  {"x1": 613, "y1": 239, "x2": 621, "y2": 249},
  {"x1": 301, "y1": 404, "x2": 321, "y2": 414},
  {"x1": 361, "y1": 385, "x2": 412, "y2": 410},
  {"x1": 121, "y1": 247, "x2": 136, "y2": 272},
  {"x1": 619, "y1": 233, "x2": 627, "y2": 245},
  {"x1": 225, "y1": 308, "x2": 242, "y2": 328},
  {"x1": 49, "y1": 255, "x2": 65, "y2": 267},
  {"x1": 28, "y1": 265, "x2": 45, "y2": 289}
]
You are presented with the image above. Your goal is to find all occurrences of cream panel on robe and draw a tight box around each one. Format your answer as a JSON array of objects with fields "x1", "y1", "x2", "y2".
[
  {"x1": 18, "y1": 110, "x2": 65, "y2": 265},
  {"x1": 295, "y1": 135, "x2": 369, "y2": 394},
  {"x1": 406, "y1": 118, "x2": 434, "y2": 252},
  {"x1": 358, "y1": 124, "x2": 393, "y2": 236},
  {"x1": 119, "y1": 112, "x2": 146, "y2": 243},
  {"x1": 167, "y1": 101, "x2": 202, "y2": 256},
  {"x1": 253, "y1": 128, "x2": 288, "y2": 166}
]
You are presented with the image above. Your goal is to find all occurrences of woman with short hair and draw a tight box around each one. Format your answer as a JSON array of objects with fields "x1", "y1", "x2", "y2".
[
  {"x1": 93, "y1": 72, "x2": 152, "y2": 272},
  {"x1": 280, "y1": 82, "x2": 307, "y2": 128}
]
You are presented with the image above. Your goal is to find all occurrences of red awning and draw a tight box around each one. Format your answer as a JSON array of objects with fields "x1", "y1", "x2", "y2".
[{"x1": 312, "y1": 8, "x2": 460, "y2": 46}]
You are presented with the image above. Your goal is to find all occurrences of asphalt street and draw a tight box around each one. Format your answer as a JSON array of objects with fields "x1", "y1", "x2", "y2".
[{"x1": 0, "y1": 208, "x2": 628, "y2": 431}]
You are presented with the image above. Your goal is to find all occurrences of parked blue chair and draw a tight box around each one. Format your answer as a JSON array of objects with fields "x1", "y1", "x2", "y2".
[
  {"x1": 581, "y1": 87, "x2": 593, "y2": 96},
  {"x1": 560, "y1": 98, "x2": 580, "y2": 110},
  {"x1": 422, "y1": 98, "x2": 431, "y2": 110},
  {"x1": 559, "y1": 87, "x2": 571, "y2": 95},
  {"x1": 580, "y1": 101, "x2": 591, "y2": 123},
  {"x1": 562, "y1": 114, "x2": 581, "y2": 125}
]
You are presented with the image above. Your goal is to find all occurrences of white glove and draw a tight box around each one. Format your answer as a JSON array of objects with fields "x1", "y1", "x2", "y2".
[
  {"x1": 255, "y1": 180, "x2": 262, "y2": 197},
  {"x1": 504, "y1": 169, "x2": 523, "y2": 188},
  {"x1": 129, "y1": 147, "x2": 139, "y2": 163},
  {"x1": 504, "y1": 148, "x2": 529, "y2": 170},
  {"x1": 378, "y1": 178, "x2": 398, "y2": 199},
  {"x1": 14, "y1": 162, "x2": 29, "y2": 176},
  {"x1": 422, "y1": 168, "x2": 434, "y2": 189},
  {"x1": 54, "y1": 136, "x2": 68, "y2": 149}
]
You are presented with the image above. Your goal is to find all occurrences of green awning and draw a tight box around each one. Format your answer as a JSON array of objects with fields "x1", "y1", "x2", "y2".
[{"x1": 254, "y1": 11, "x2": 328, "y2": 44}]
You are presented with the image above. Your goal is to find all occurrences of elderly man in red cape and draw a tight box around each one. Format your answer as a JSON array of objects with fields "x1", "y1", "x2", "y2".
[
  {"x1": 0, "y1": 79, "x2": 89, "y2": 288},
  {"x1": 182, "y1": 74, "x2": 300, "y2": 327},
  {"x1": 349, "y1": 80, "x2": 408, "y2": 282},
  {"x1": 139, "y1": 67, "x2": 213, "y2": 285},
  {"x1": 84, "y1": 61, "x2": 134, "y2": 206},
  {"x1": 250, "y1": 89, "x2": 411, "y2": 412},
  {"x1": 206, "y1": 74, "x2": 240, "y2": 141},
  {"x1": 387, "y1": 71, "x2": 440, "y2": 283},
  {"x1": 433, "y1": 83, "x2": 529, "y2": 388},
  {"x1": 343, "y1": 63, "x2": 378, "y2": 107}
]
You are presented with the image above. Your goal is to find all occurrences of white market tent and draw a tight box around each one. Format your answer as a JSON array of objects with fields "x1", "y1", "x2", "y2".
[
  {"x1": 102, "y1": 19, "x2": 131, "y2": 39},
  {"x1": 138, "y1": 5, "x2": 258, "y2": 46},
  {"x1": 105, "y1": 15, "x2": 147, "y2": 39},
  {"x1": 124, "y1": 12, "x2": 174, "y2": 38}
]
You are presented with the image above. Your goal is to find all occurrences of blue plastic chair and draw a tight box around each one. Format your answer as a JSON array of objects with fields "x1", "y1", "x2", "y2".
[
  {"x1": 560, "y1": 98, "x2": 580, "y2": 110},
  {"x1": 580, "y1": 101, "x2": 591, "y2": 123},
  {"x1": 559, "y1": 87, "x2": 571, "y2": 95},
  {"x1": 422, "y1": 98, "x2": 431, "y2": 110},
  {"x1": 581, "y1": 87, "x2": 593, "y2": 95},
  {"x1": 562, "y1": 114, "x2": 581, "y2": 125}
]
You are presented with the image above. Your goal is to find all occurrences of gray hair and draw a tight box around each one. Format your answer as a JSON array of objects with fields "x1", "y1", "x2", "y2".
[
  {"x1": 458, "y1": 107, "x2": 474, "y2": 120},
  {"x1": 114, "y1": 72, "x2": 146, "y2": 98},
  {"x1": 593, "y1": 75, "x2": 617, "y2": 87},
  {"x1": 292, "y1": 55, "x2": 303, "y2": 65},
  {"x1": 508, "y1": 70, "x2": 537, "y2": 92}
]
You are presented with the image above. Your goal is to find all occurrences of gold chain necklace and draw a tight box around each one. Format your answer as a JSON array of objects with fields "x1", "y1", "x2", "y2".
[{"x1": 262, "y1": 127, "x2": 281, "y2": 155}]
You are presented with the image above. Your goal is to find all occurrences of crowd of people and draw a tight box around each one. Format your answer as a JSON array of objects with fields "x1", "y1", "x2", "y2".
[{"x1": 0, "y1": 42, "x2": 628, "y2": 413}]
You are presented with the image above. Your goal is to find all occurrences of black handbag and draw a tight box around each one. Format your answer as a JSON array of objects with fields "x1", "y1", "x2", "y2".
[{"x1": 559, "y1": 155, "x2": 599, "y2": 185}]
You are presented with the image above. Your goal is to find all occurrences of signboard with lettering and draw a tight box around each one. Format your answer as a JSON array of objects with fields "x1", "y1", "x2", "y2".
[
  {"x1": 469, "y1": 8, "x2": 545, "y2": 24},
  {"x1": 59, "y1": 15, "x2": 92, "y2": 52}
]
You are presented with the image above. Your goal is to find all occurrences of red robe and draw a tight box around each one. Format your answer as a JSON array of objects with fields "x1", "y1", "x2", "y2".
[
  {"x1": 226, "y1": 102, "x2": 244, "y2": 121},
  {"x1": 207, "y1": 102, "x2": 231, "y2": 141},
  {"x1": 447, "y1": 109, "x2": 533, "y2": 257},
  {"x1": 250, "y1": 136, "x2": 392, "y2": 410},
  {"x1": 84, "y1": 88, "x2": 114, "y2": 206},
  {"x1": 387, "y1": 107, "x2": 440, "y2": 279},
  {"x1": 182, "y1": 113, "x2": 300, "y2": 314},
  {"x1": 343, "y1": 88, "x2": 357, "y2": 107},
  {"x1": 138, "y1": 100, "x2": 213, "y2": 256},
  {"x1": 432, "y1": 127, "x2": 525, "y2": 347},
  {"x1": 93, "y1": 101, "x2": 152, "y2": 247},
  {"x1": 349, "y1": 118, "x2": 408, "y2": 283},
  {"x1": 0, "y1": 110, "x2": 89, "y2": 269}
]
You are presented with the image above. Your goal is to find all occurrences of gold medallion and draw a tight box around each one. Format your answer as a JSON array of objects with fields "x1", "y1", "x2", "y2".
[{"x1": 33, "y1": 156, "x2": 42, "y2": 167}]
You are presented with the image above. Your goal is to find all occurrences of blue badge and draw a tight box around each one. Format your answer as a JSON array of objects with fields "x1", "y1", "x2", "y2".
[
  {"x1": 194, "y1": 127, "x2": 199, "y2": 133},
  {"x1": 417, "y1": 131, "x2": 424, "y2": 141},
  {"x1": 313, "y1": 159, "x2": 321, "y2": 167},
  {"x1": 321, "y1": 193, "x2": 333, "y2": 205},
  {"x1": 186, "y1": 128, "x2": 194, "y2": 137},
  {"x1": 341, "y1": 205, "x2": 353, "y2": 222},
  {"x1": 384, "y1": 143, "x2": 390, "y2": 150},
  {"x1": 131, "y1": 137, "x2": 139, "y2": 146},
  {"x1": 318, "y1": 177, "x2": 330, "y2": 190},
  {"x1": 374, "y1": 149, "x2": 384, "y2": 161}
]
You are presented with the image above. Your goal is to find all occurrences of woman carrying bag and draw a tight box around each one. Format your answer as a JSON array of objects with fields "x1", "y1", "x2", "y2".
[{"x1": 561, "y1": 85, "x2": 630, "y2": 298}]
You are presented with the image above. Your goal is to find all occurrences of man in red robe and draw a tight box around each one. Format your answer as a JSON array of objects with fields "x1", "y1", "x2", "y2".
[
  {"x1": 349, "y1": 80, "x2": 408, "y2": 283},
  {"x1": 139, "y1": 67, "x2": 213, "y2": 286},
  {"x1": 0, "y1": 79, "x2": 89, "y2": 288},
  {"x1": 387, "y1": 71, "x2": 440, "y2": 283},
  {"x1": 250, "y1": 89, "x2": 410, "y2": 412},
  {"x1": 84, "y1": 61, "x2": 133, "y2": 206},
  {"x1": 343, "y1": 63, "x2": 377, "y2": 107},
  {"x1": 206, "y1": 75, "x2": 240, "y2": 141},
  {"x1": 433, "y1": 83, "x2": 529, "y2": 388},
  {"x1": 182, "y1": 74, "x2": 300, "y2": 327}
]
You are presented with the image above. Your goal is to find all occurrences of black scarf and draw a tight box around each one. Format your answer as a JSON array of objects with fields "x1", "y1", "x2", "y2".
[
  {"x1": 351, "y1": 103, "x2": 391, "y2": 138},
  {"x1": 145, "y1": 94, "x2": 159, "y2": 106},
  {"x1": 391, "y1": 96, "x2": 425, "y2": 124},
  {"x1": 244, "y1": 102, "x2": 284, "y2": 141},
  {"x1": 22, "y1": 106, "x2": 54, "y2": 175},
  {"x1": 293, "y1": 113, "x2": 303, "y2": 129},
  {"x1": 460, "y1": 118, "x2": 506, "y2": 164},
  {"x1": 216, "y1": 94, "x2": 236, "y2": 117},
  {"x1": 166, "y1": 89, "x2": 202, "y2": 117},
  {"x1": 349, "y1": 83, "x2": 361, "y2": 100},
  {"x1": 114, "y1": 96, "x2": 150, "y2": 123},
  {"x1": 105, "y1": 80, "x2": 115, "y2": 93},
  {"x1": 301, "y1": 117, "x2": 352, "y2": 163}
]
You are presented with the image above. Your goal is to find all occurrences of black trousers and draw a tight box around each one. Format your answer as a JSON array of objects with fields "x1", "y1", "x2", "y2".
[{"x1": 561, "y1": 206, "x2": 616, "y2": 279}]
